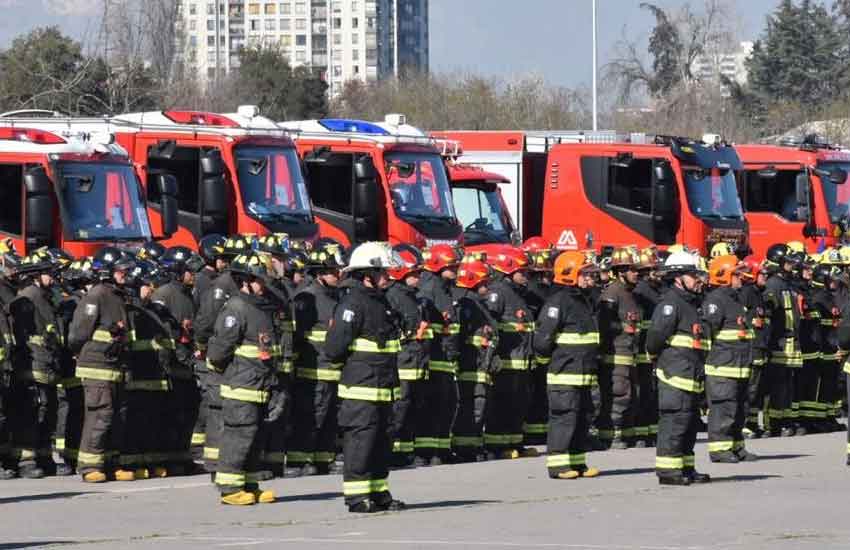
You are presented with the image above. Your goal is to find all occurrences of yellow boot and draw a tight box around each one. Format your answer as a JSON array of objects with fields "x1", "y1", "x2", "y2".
[
  {"x1": 221, "y1": 490, "x2": 257, "y2": 506},
  {"x1": 134, "y1": 468, "x2": 150, "y2": 480},
  {"x1": 500, "y1": 449, "x2": 520, "y2": 460},
  {"x1": 556, "y1": 470, "x2": 581, "y2": 480},
  {"x1": 581, "y1": 468, "x2": 601, "y2": 478},
  {"x1": 114, "y1": 469, "x2": 136, "y2": 481},
  {"x1": 152, "y1": 467, "x2": 168, "y2": 478},
  {"x1": 253, "y1": 488, "x2": 276, "y2": 504},
  {"x1": 82, "y1": 471, "x2": 107, "y2": 483}
]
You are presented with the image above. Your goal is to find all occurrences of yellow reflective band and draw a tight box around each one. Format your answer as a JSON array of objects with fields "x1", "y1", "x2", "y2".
[
  {"x1": 547, "y1": 372, "x2": 598, "y2": 386},
  {"x1": 499, "y1": 358, "x2": 529, "y2": 371},
  {"x1": 667, "y1": 334, "x2": 710, "y2": 350},
  {"x1": 707, "y1": 441, "x2": 735, "y2": 452},
  {"x1": 215, "y1": 472, "x2": 246, "y2": 486},
  {"x1": 126, "y1": 379, "x2": 170, "y2": 391},
  {"x1": 77, "y1": 451, "x2": 105, "y2": 466},
  {"x1": 393, "y1": 440, "x2": 415, "y2": 453},
  {"x1": 203, "y1": 447, "x2": 219, "y2": 460},
  {"x1": 17, "y1": 369, "x2": 54, "y2": 384},
  {"x1": 821, "y1": 353, "x2": 842, "y2": 361},
  {"x1": 338, "y1": 384, "x2": 398, "y2": 402},
  {"x1": 75, "y1": 367, "x2": 124, "y2": 382},
  {"x1": 656, "y1": 369, "x2": 703, "y2": 393},
  {"x1": 498, "y1": 321, "x2": 534, "y2": 333},
  {"x1": 398, "y1": 367, "x2": 429, "y2": 381},
  {"x1": 130, "y1": 338, "x2": 175, "y2": 352},
  {"x1": 220, "y1": 384, "x2": 270, "y2": 403},
  {"x1": 771, "y1": 350, "x2": 804, "y2": 366},
  {"x1": 714, "y1": 329, "x2": 755, "y2": 341},
  {"x1": 296, "y1": 367, "x2": 341, "y2": 382},
  {"x1": 349, "y1": 338, "x2": 401, "y2": 353},
  {"x1": 466, "y1": 335, "x2": 492, "y2": 348},
  {"x1": 655, "y1": 456, "x2": 684, "y2": 469},
  {"x1": 452, "y1": 436, "x2": 483, "y2": 447},
  {"x1": 483, "y1": 433, "x2": 513, "y2": 444},
  {"x1": 54, "y1": 438, "x2": 66, "y2": 451},
  {"x1": 752, "y1": 358, "x2": 766, "y2": 366},
  {"x1": 442, "y1": 323, "x2": 461, "y2": 335},
  {"x1": 844, "y1": 361, "x2": 850, "y2": 375},
  {"x1": 523, "y1": 423, "x2": 548, "y2": 434},
  {"x1": 191, "y1": 433, "x2": 206, "y2": 446},
  {"x1": 636, "y1": 353, "x2": 654, "y2": 365},
  {"x1": 276, "y1": 360, "x2": 294, "y2": 374},
  {"x1": 683, "y1": 454, "x2": 695, "y2": 467},
  {"x1": 343, "y1": 478, "x2": 389, "y2": 496},
  {"x1": 704, "y1": 365, "x2": 751, "y2": 379},
  {"x1": 259, "y1": 451, "x2": 286, "y2": 464},
  {"x1": 305, "y1": 330, "x2": 327, "y2": 343},
  {"x1": 91, "y1": 329, "x2": 114, "y2": 343},
  {"x1": 429, "y1": 360, "x2": 458, "y2": 374},
  {"x1": 285, "y1": 451, "x2": 313, "y2": 463},
  {"x1": 801, "y1": 352, "x2": 821, "y2": 361},
  {"x1": 234, "y1": 344, "x2": 264, "y2": 359},
  {"x1": 457, "y1": 371, "x2": 492, "y2": 385},
  {"x1": 414, "y1": 437, "x2": 451, "y2": 449},
  {"x1": 536, "y1": 356, "x2": 551, "y2": 365},
  {"x1": 314, "y1": 451, "x2": 336, "y2": 463},
  {"x1": 546, "y1": 453, "x2": 586, "y2": 467},
  {"x1": 603, "y1": 354, "x2": 636, "y2": 366},
  {"x1": 555, "y1": 332, "x2": 600, "y2": 345},
  {"x1": 821, "y1": 319, "x2": 838, "y2": 327}
]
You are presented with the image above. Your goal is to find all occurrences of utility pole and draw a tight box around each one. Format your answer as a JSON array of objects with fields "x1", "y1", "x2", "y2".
[{"x1": 592, "y1": 0, "x2": 598, "y2": 131}]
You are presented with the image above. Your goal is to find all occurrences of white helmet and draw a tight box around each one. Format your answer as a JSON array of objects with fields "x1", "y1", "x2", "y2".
[
  {"x1": 663, "y1": 251, "x2": 705, "y2": 275},
  {"x1": 343, "y1": 241, "x2": 403, "y2": 273}
]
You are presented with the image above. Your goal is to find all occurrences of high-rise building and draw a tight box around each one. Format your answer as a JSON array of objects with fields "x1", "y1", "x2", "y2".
[
  {"x1": 691, "y1": 41, "x2": 753, "y2": 97},
  {"x1": 177, "y1": 0, "x2": 429, "y2": 95}
]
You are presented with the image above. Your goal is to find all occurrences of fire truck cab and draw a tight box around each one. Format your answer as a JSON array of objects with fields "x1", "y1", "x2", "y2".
[
  {"x1": 446, "y1": 163, "x2": 517, "y2": 253},
  {"x1": 0, "y1": 106, "x2": 317, "y2": 249},
  {"x1": 283, "y1": 115, "x2": 462, "y2": 248},
  {"x1": 432, "y1": 130, "x2": 749, "y2": 255},
  {"x1": 0, "y1": 124, "x2": 172, "y2": 257},
  {"x1": 736, "y1": 139, "x2": 850, "y2": 258}
]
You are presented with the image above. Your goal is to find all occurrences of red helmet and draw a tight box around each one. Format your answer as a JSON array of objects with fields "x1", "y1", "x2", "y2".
[
  {"x1": 456, "y1": 260, "x2": 493, "y2": 289},
  {"x1": 388, "y1": 244, "x2": 422, "y2": 281},
  {"x1": 422, "y1": 244, "x2": 462, "y2": 273},
  {"x1": 742, "y1": 255, "x2": 762, "y2": 279},
  {"x1": 489, "y1": 247, "x2": 530, "y2": 275},
  {"x1": 521, "y1": 236, "x2": 553, "y2": 253}
]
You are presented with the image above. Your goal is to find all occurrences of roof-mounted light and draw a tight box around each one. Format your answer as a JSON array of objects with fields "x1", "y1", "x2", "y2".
[
  {"x1": 0, "y1": 127, "x2": 66, "y2": 144},
  {"x1": 318, "y1": 119, "x2": 389, "y2": 135},
  {"x1": 163, "y1": 110, "x2": 240, "y2": 127}
]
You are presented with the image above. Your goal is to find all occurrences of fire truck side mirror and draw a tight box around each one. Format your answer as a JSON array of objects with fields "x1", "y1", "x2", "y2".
[
  {"x1": 354, "y1": 158, "x2": 378, "y2": 181},
  {"x1": 652, "y1": 162, "x2": 676, "y2": 224},
  {"x1": 156, "y1": 174, "x2": 179, "y2": 237},
  {"x1": 24, "y1": 168, "x2": 53, "y2": 247},
  {"x1": 201, "y1": 150, "x2": 225, "y2": 175},
  {"x1": 796, "y1": 172, "x2": 811, "y2": 222}
]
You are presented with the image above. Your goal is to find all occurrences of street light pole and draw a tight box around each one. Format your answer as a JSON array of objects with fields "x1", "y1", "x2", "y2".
[{"x1": 592, "y1": 0, "x2": 598, "y2": 131}]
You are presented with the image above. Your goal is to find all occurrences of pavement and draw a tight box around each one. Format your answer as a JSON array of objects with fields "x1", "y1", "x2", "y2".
[{"x1": 1, "y1": 431, "x2": 849, "y2": 550}]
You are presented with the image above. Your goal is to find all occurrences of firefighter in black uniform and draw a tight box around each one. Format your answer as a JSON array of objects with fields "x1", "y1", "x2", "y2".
[
  {"x1": 195, "y1": 235, "x2": 251, "y2": 474},
  {"x1": 702, "y1": 255, "x2": 758, "y2": 463},
  {"x1": 534, "y1": 251, "x2": 601, "y2": 479},
  {"x1": 647, "y1": 250, "x2": 711, "y2": 486},
  {"x1": 792, "y1": 252, "x2": 821, "y2": 434},
  {"x1": 633, "y1": 248, "x2": 664, "y2": 447},
  {"x1": 325, "y1": 242, "x2": 405, "y2": 513},
  {"x1": 208, "y1": 252, "x2": 284, "y2": 505},
  {"x1": 194, "y1": 234, "x2": 228, "y2": 309},
  {"x1": 0, "y1": 243, "x2": 16, "y2": 478},
  {"x1": 385, "y1": 245, "x2": 431, "y2": 467},
  {"x1": 762, "y1": 244, "x2": 803, "y2": 437},
  {"x1": 287, "y1": 244, "x2": 346, "y2": 476},
  {"x1": 415, "y1": 244, "x2": 461, "y2": 466},
  {"x1": 152, "y1": 246, "x2": 204, "y2": 475},
  {"x1": 9, "y1": 250, "x2": 64, "y2": 478},
  {"x1": 740, "y1": 256, "x2": 769, "y2": 438},
  {"x1": 68, "y1": 247, "x2": 135, "y2": 483},
  {"x1": 452, "y1": 257, "x2": 498, "y2": 462},
  {"x1": 486, "y1": 247, "x2": 536, "y2": 459},
  {"x1": 810, "y1": 264, "x2": 843, "y2": 432},
  {"x1": 522, "y1": 237, "x2": 555, "y2": 445}
]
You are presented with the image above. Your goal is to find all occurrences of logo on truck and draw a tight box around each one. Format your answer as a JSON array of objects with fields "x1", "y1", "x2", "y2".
[{"x1": 556, "y1": 229, "x2": 578, "y2": 250}]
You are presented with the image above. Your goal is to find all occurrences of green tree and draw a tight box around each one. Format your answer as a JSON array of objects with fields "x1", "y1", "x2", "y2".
[{"x1": 642, "y1": 3, "x2": 683, "y2": 95}]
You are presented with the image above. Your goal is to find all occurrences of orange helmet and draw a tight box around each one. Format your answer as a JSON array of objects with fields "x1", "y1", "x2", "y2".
[
  {"x1": 521, "y1": 236, "x2": 553, "y2": 253},
  {"x1": 388, "y1": 244, "x2": 423, "y2": 281},
  {"x1": 708, "y1": 254, "x2": 747, "y2": 286},
  {"x1": 636, "y1": 247, "x2": 659, "y2": 271},
  {"x1": 489, "y1": 247, "x2": 529, "y2": 275},
  {"x1": 610, "y1": 247, "x2": 638, "y2": 269},
  {"x1": 422, "y1": 244, "x2": 462, "y2": 273},
  {"x1": 456, "y1": 260, "x2": 493, "y2": 289},
  {"x1": 553, "y1": 251, "x2": 596, "y2": 286}
]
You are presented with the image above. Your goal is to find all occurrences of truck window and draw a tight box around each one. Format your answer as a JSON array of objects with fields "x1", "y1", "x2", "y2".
[
  {"x1": 305, "y1": 153, "x2": 353, "y2": 216},
  {"x1": 740, "y1": 169, "x2": 801, "y2": 221},
  {"x1": 608, "y1": 159, "x2": 653, "y2": 214},
  {"x1": 146, "y1": 146, "x2": 202, "y2": 215},
  {"x1": 0, "y1": 164, "x2": 22, "y2": 236}
]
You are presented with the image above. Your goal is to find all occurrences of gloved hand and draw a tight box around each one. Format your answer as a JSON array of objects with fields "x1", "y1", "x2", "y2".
[
  {"x1": 265, "y1": 388, "x2": 289, "y2": 423},
  {"x1": 105, "y1": 321, "x2": 128, "y2": 359}
]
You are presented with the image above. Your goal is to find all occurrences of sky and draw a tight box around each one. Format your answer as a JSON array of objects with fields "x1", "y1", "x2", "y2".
[{"x1": 0, "y1": 0, "x2": 783, "y2": 88}]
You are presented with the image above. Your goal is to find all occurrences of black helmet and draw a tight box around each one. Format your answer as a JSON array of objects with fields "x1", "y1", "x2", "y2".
[
  {"x1": 765, "y1": 243, "x2": 790, "y2": 268},
  {"x1": 16, "y1": 248, "x2": 55, "y2": 277},
  {"x1": 230, "y1": 252, "x2": 275, "y2": 282},
  {"x1": 198, "y1": 234, "x2": 227, "y2": 263},
  {"x1": 126, "y1": 259, "x2": 165, "y2": 288},
  {"x1": 93, "y1": 246, "x2": 136, "y2": 279},
  {"x1": 306, "y1": 247, "x2": 346, "y2": 272},
  {"x1": 44, "y1": 248, "x2": 75, "y2": 270},
  {"x1": 222, "y1": 234, "x2": 254, "y2": 258},
  {"x1": 62, "y1": 258, "x2": 95, "y2": 289},
  {"x1": 813, "y1": 264, "x2": 839, "y2": 286},
  {"x1": 137, "y1": 241, "x2": 167, "y2": 263},
  {"x1": 256, "y1": 233, "x2": 290, "y2": 258},
  {"x1": 162, "y1": 246, "x2": 200, "y2": 274},
  {"x1": 284, "y1": 250, "x2": 309, "y2": 274}
]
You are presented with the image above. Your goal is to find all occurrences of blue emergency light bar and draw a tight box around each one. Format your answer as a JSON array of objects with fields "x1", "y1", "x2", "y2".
[{"x1": 318, "y1": 119, "x2": 389, "y2": 135}]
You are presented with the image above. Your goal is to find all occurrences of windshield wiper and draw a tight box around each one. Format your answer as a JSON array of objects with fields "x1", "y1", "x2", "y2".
[{"x1": 402, "y1": 213, "x2": 455, "y2": 224}]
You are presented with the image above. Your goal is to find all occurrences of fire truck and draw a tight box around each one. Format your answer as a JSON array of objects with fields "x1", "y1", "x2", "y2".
[
  {"x1": 282, "y1": 115, "x2": 463, "y2": 248},
  {"x1": 431, "y1": 130, "x2": 750, "y2": 255},
  {"x1": 0, "y1": 123, "x2": 174, "y2": 257},
  {"x1": 735, "y1": 138, "x2": 850, "y2": 258},
  {"x1": 0, "y1": 106, "x2": 317, "y2": 248}
]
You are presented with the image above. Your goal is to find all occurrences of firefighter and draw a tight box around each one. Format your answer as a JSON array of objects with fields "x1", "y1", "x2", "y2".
[
  {"x1": 486, "y1": 247, "x2": 537, "y2": 460},
  {"x1": 522, "y1": 237, "x2": 555, "y2": 445},
  {"x1": 740, "y1": 256, "x2": 769, "y2": 438},
  {"x1": 793, "y1": 253, "x2": 821, "y2": 434},
  {"x1": 385, "y1": 245, "x2": 431, "y2": 467},
  {"x1": 151, "y1": 246, "x2": 204, "y2": 475},
  {"x1": 0, "y1": 244, "x2": 16, "y2": 477},
  {"x1": 633, "y1": 247, "x2": 664, "y2": 447},
  {"x1": 287, "y1": 244, "x2": 347, "y2": 476},
  {"x1": 452, "y1": 258, "x2": 499, "y2": 463},
  {"x1": 762, "y1": 243, "x2": 803, "y2": 438},
  {"x1": 647, "y1": 250, "x2": 711, "y2": 486},
  {"x1": 68, "y1": 247, "x2": 135, "y2": 483},
  {"x1": 415, "y1": 244, "x2": 461, "y2": 466},
  {"x1": 325, "y1": 242, "x2": 405, "y2": 513},
  {"x1": 597, "y1": 247, "x2": 642, "y2": 449},
  {"x1": 8, "y1": 250, "x2": 65, "y2": 478},
  {"x1": 702, "y1": 255, "x2": 758, "y2": 463},
  {"x1": 810, "y1": 264, "x2": 843, "y2": 433},
  {"x1": 534, "y1": 251, "x2": 601, "y2": 479},
  {"x1": 208, "y1": 252, "x2": 284, "y2": 505},
  {"x1": 195, "y1": 234, "x2": 251, "y2": 475},
  {"x1": 838, "y1": 291, "x2": 850, "y2": 464},
  {"x1": 194, "y1": 234, "x2": 228, "y2": 309}
]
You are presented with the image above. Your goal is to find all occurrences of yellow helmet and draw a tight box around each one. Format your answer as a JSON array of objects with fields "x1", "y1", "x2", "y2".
[
  {"x1": 839, "y1": 246, "x2": 850, "y2": 265},
  {"x1": 787, "y1": 240, "x2": 805, "y2": 253},
  {"x1": 710, "y1": 242, "x2": 734, "y2": 259}
]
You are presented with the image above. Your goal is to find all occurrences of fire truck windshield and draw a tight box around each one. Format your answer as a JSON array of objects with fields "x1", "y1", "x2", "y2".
[
  {"x1": 683, "y1": 167, "x2": 744, "y2": 220},
  {"x1": 386, "y1": 152, "x2": 456, "y2": 223},
  {"x1": 56, "y1": 162, "x2": 152, "y2": 241},
  {"x1": 818, "y1": 162, "x2": 850, "y2": 223},
  {"x1": 452, "y1": 186, "x2": 512, "y2": 244},
  {"x1": 235, "y1": 146, "x2": 312, "y2": 223}
]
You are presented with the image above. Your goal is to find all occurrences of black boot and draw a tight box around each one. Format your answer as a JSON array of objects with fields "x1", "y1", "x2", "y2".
[
  {"x1": 685, "y1": 470, "x2": 711, "y2": 484},
  {"x1": 376, "y1": 499, "x2": 406, "y2": 511},
  {"x1": 736, "y1": 449, "x2": 759, "y2": 462},
  {"x1": 348, "y1": 500, "x2": 380, "y2": 513},
  {"x1": 709, "y1": 451, "x2": 740, "y2": 464},
  {"x1": 658, "y1": 475, "x2": 691, "y2": 486}
]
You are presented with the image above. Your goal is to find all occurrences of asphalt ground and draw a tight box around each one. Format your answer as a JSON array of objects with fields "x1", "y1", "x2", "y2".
[{"x1": 1, "y1": 430, "x2": 849, "y2": 550}]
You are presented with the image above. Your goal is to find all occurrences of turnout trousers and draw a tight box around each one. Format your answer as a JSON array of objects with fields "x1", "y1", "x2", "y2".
[
  {"x1": 764, "y1": 364, "x2": 795, "y2": 431},
  {"x1": 203, "y1": 371, "x2": 223, "y2": 472},
  {"x1": 123, "y1": 383, "x2": 170, "y2": 469},
  {"x1": 0, "y1": 386, "x2": 10, "y2": 468},
  {"x1": 546, "y1": 385, "x2": 592, "y2": 478},
  {"x1": 11, "y1": 381, "x2": 57, "y2": 472},
  {"x1": 795, "y1": 359, "x2": 821, "y2": 426},
  {"x1": 635, "y1": 361, "x2": 658, "y2": 442},
  {"x1": 817, "y1": 358, "x2": 841, "y2": 423},
  {"x1": 451, "y1": 376, "x2": 491, "y2": 459},
  {"x1": 415, "y1": 370, "x2": 457, "y2": 459},
  {"x1": 706, "y1": 375, "x2": 748, "y2": 458},
  {"x1": 214, "y1": 395, "x2": 268, "y2": 495},
  {"x1": 523, "y1": 363, "x2": 549, "y2": 445},
  {"x1": 655, "y1": 382, "x2": 700, "y2": 480},
  {"x1": 485, "y1": 369, "x2": 529, "y2": 452},
  {"x1": 287, "y1": 379, "x2": 338, "y2": 470},
  {"x1": 392, "y1": 379, "x2": 427, "y2": 458},
  {"x1": 56, "y1": 379, "x2": 83, "y2": 469},
  {"x1": 191, "y1": 364, "x2": 210, "y2": 460},
  {"x1": 339, "y1": 397, "x2": 394, "y2": 508},
  {"x1": 78, "y1": 380, "x2": 128, "y2": 476},
  {"x1": 166, "y1": 377, "x2": 200, "y2": 471},
  {"x1": 745, "y1": 360, "x2": 768, "y2": 431}
]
